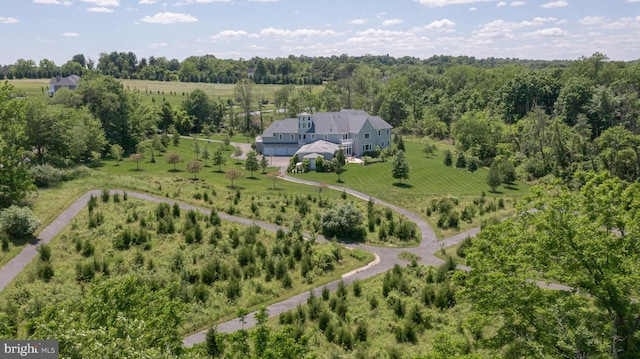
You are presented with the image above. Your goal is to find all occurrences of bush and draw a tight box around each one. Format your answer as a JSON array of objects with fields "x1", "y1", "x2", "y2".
[
  {"x1": 0, "y1": 206, "x2": 41, "y2": 237},
  {"x1": 322, "y1": 202, "x2": 364, "y2": 240},
  {"x1": 29, "y1": 164, "x2": 65, "y2": 188}
]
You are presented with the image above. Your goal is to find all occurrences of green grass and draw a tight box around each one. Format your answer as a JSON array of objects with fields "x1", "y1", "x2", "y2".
[
  {"x1": 203, "y1": 263, "x2": 500, "y2": 358},
  {"x1": 292, "y1": 139, "x2": 530, "y2": 238},
  {"x1": 0, "y1": 195, "x2": 374, "y2": 338},
  {"x1": 6, "y1": 79, "x2": 50, "y2": 97}
]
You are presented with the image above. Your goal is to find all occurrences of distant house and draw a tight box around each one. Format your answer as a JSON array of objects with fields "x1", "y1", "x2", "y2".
[
  {"x1": 48, "y1": 75, "x2": 80, "y2": 96},
  {"x1": 255, "y1": 109, "x2": 393, "y2": 159}
]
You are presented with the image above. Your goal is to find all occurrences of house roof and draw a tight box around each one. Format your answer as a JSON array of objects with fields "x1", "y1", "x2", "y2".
[
  {"x1": 296, "y1": 140, "x2": 339, "y2": 156},
  {"x1": 262, "y1": 118, "x2": 298, "y2": 137},
  {"x1": 260, "y1": 109, "x2": 392, "y2": 138},
  {"x1": 302, "y1": 152, "x2": 323, "y2": 159},
  {"x1": 50, "y1": 75, "x2": 80, "y2": 87}
]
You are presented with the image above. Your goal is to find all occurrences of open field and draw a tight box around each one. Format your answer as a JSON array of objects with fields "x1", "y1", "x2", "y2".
[
  {"x1": 7, "y1": 78, "x2": 323, "y2": 109},
  {"x1": 291, "y1": 139, "x2": 530, "y2": 238},
  {"x1": 0, "y1": 194, "x2": 373, "y2": 339},
  {"x1": 189, "y1": 262, "x2": 496, "y2": 358}
]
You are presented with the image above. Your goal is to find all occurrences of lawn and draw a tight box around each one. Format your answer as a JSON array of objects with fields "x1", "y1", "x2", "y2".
[
  {"x1": 291, "y1": 139, "x2": 530, "y2": 238},
  {"x1": 0, "y1": 194, "x2": 373, "y2": 339}
]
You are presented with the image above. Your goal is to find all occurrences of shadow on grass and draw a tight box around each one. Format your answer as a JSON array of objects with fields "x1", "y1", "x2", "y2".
[
  {"x1": 168, "y1": 169, "x2": 183, "y2": 173},
  {"x1": 129, "y1": 168, "x2": 145, "y2": 172},
  {"x1": 504, "y1": 184, "x2": 519, "y2": 191},
  {"x1": 246, "y1": 176, "x2": 260, "y2": 180},
  {"x1": 8, "y1": 235, "x2": 38, "y2": 247},
  {"x1": 393, "y1": 182, "x2": 414, "y2": 188},
  {"x1": 225, "y1": 185, "x2": 246, "y2": 191},
  {"x1": 489, "y1": 189, "x2": 504, "y2": 195}
]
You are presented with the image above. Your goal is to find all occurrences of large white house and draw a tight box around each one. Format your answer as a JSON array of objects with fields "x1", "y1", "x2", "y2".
[{"x1": 255, "y1": 109, "x2": 392, "y2": 159}]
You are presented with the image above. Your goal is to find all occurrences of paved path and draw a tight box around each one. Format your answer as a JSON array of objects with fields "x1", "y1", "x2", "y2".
[{"x1": 0, "y1": 154, "x2": 475, "y2": 347}]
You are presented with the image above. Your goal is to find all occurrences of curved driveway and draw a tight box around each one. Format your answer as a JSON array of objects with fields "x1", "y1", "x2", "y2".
[{"x1": 0, "y1": 163, "x2": 476, "y2": 348}]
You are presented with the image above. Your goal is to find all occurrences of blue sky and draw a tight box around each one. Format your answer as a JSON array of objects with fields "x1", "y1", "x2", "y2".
[{"x1": 1, "y1": 0, "x2": 639, "y2": 66}]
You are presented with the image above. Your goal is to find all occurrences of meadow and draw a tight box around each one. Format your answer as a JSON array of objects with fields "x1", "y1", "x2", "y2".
[
  {"x1": 0, "y1": 192, "x2": 373, "y2": 339},
  {"x1": 190, "y1": 261, "x2": 497, "y2": 358},
  {"x1": 291, "y1": 139, "x2": 530, "y2": 238}
]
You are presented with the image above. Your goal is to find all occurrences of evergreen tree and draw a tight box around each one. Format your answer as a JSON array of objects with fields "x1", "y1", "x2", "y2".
[{"x1": 392, "y1": 150, "x2": 410, "y2": 184}]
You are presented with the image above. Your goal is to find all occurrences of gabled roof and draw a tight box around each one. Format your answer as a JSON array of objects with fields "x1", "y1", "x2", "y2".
[
  {"x1": 50, "y1": 75, "x2": 80, "y2": 87},
  {"x1": 261, "y1": 109, "x2": 392, "y2": 138},
  {"x1": 262, "y1": 118, "x2": 298, "y2": 137}
]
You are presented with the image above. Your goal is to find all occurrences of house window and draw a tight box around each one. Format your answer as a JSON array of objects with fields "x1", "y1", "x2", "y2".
[
  {"x1": 303, "y1": 134, "x2": 306, "y2": 140},
  {"x1": 364, "y1": 133, "x2": 370, "y2": 139},
  {"x1": 279, "y1": 134, "x2": 282, "y2": 140},
  {"x1": 378, "y1": 130, "x2": 381, "y2": 136},
  {"x1": 291, "y1": 134, "x2": 294, "y2": 140},
  {"x1": 299, "y1": 134, "x2": 301, "y2": 139},
  {"x1": 311, "y1": 134, "x2": 315, "y2": 140},
  {"x1": 387, "y1": 130, "x2": 390, "y2": 135},
  {"x1": 324, "y1": 134, "x2": 328, "y2": 140}
]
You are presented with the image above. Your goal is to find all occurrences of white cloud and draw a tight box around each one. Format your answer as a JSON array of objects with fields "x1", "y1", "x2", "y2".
[
  {"x1": 579, "y1": 16, "x2": 605, "y2": 25},
  {"x1": 625, "y1": 0, "x2": 640, "y2": 2},
  {"x1": 0, "y1": 17, "x2": 19, "y2": 24},
  {"x1": 469, "y1": 7, "x2": 477, "y2": 11},
  {"x1": 148, "y1": 41, "x2": 168, "y2": 48},
  {"x1": 208, "y1": 30, "x2": 248, "y2": 41},
  {"x1": 511, "y1": 1, "x2": 526, "y2": 6},
  {"x1": 81, "y1": 0, "x2": 119, "y2": 6},
  {"x1": 424, "y1": 19, "x2": 456, "y2": 32},
  {"x1": 523, "y1": 27, "x2": 568, "y2": 38},
  {"x1": 414, "y1": 0, "x2": 492, "y2": 7},
  {"x1": 247, "y1": 0, "x2": 278, "y2": 2},
  {"x1": 541, "y1": 1, "x2": 568, "y2": 8},
  {"x1": 175, "y1": 0, "x2": 230, "y2": 4},
  {"x1": 350, "y1": 18, "x2": 368, "y2": 25},
  {"x1": 259, "y1": 27, "x2": 341, "y2": 39},
  {"x1": 33, "y1": 0, "x2": 61, "y2": 4},
  {"x1": 382, "y1": 19, "x2": 403, "y2": 26},
  {"x1": 496, "y1": 1, "x2": 507, "y2": 6},
  {"x1": 473, "y1": 17, "x2": 556, "y2": 39},
  {"x1": 87, "y1": 6, "x2": 114, "y2": 12},
  {"x1": 139, "y1": 0, "x2": 156, "y2": 4},
  {"x1": 62, "y1": 32, "x2": 79, "y2": 37},
  {"x1": 141, "y1": 12, "x2": 198, "y2": 23}
]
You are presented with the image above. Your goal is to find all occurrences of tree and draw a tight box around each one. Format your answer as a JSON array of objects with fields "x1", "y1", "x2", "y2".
[
  {"x1": 110, "y1": 144, "x2": 124, "y2": 165},
  {"x1": 245, "y1": 150, "x2": 259, "y2": 177},
  {"x1": 391, "y1": 150, "x2": 410, "y2": 184},
  {"x1": 225, "y1": 168, "x2": 244, "y2": 188},
  {"x1": 0, "y1": 206, "x2": 41, "y2": 237},
  {"x1": 129, "y1": 153, "x2": 144, "y2": 171},
  {"x1": 455, "y1": 151, "x2": 466, "y2": 169},
  {"x1": 192, "y1": 136, "x2": 200, "y2": 160},
  {"x1": 187, "y1": 159, "x2": 203, "y2": 179},
  {"x1": 212, "y1": 145, "x2": 227, "y2": 172},
  {"x1": 396, "y1": 136, "x2": 405, "y2": 152},
  {"x1": 332, "y1": 158, "x2": 345, "y2": 182},
  {"x1": 232, "y1": 146, "x2": 243, "y2": 164},
  {"x1": 486, "y1": 161, "x2": 502, "y2": 192},
  {"x1": 467, "y1": 173, "x2": 640, "y2": 358},
  {"x1": 335, "y1": 148, "x2": 346, "y2": 167},
  {"x1": 182, "y1": 88, "x2": 211, "y2": 133},
  {"x1": 260, "y1": 155, "x2": 269, "y2": 174},
  {"x1": 205, "y1": 326, "x2": 223, "y2": 358},
  {"x1": 201, "y1": 145, "x2": 210, "y2": 166},
  {"x1": 235, "y1": 78, "x2": 255, "y2": 132},
  {"x1": 443, "y1": 150, "x2": 453, "y2": 167},
  {"x1": 266, "y1": 171, "x2": 280, "y2": 190},
  {"x1": 322, "y1": 202, "x2": 364, "y2": 240},
  {"x1": 152, "y1": 134, "x2": 166, "y2": 155},
  {"x1": 166, "y1": 152, "x2": 183, "y2": 171}
]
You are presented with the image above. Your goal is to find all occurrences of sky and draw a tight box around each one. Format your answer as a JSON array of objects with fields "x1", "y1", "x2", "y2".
[{"x1": 1, "y1": 0, "x2": 639, "y2": 66}]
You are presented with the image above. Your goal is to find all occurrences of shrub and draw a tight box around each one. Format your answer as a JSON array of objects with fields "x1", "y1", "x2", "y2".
[
  {"x1": 322, "y1": 202, "x2": 364, "y2": 240},
  {"x1": 29, "y1": 164, "x2": 65, "y2": 188},
  {"x1": 37, "y1": 261, "x2": 54, "y2": 282},
  {"x1": 0, "y1": 206, "x2": 41, "y2": 237}
]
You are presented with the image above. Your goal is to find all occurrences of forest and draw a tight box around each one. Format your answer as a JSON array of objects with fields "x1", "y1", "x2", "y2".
[{"x1": 1, "y1": 51, "x2": 640, "y2": 358}]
